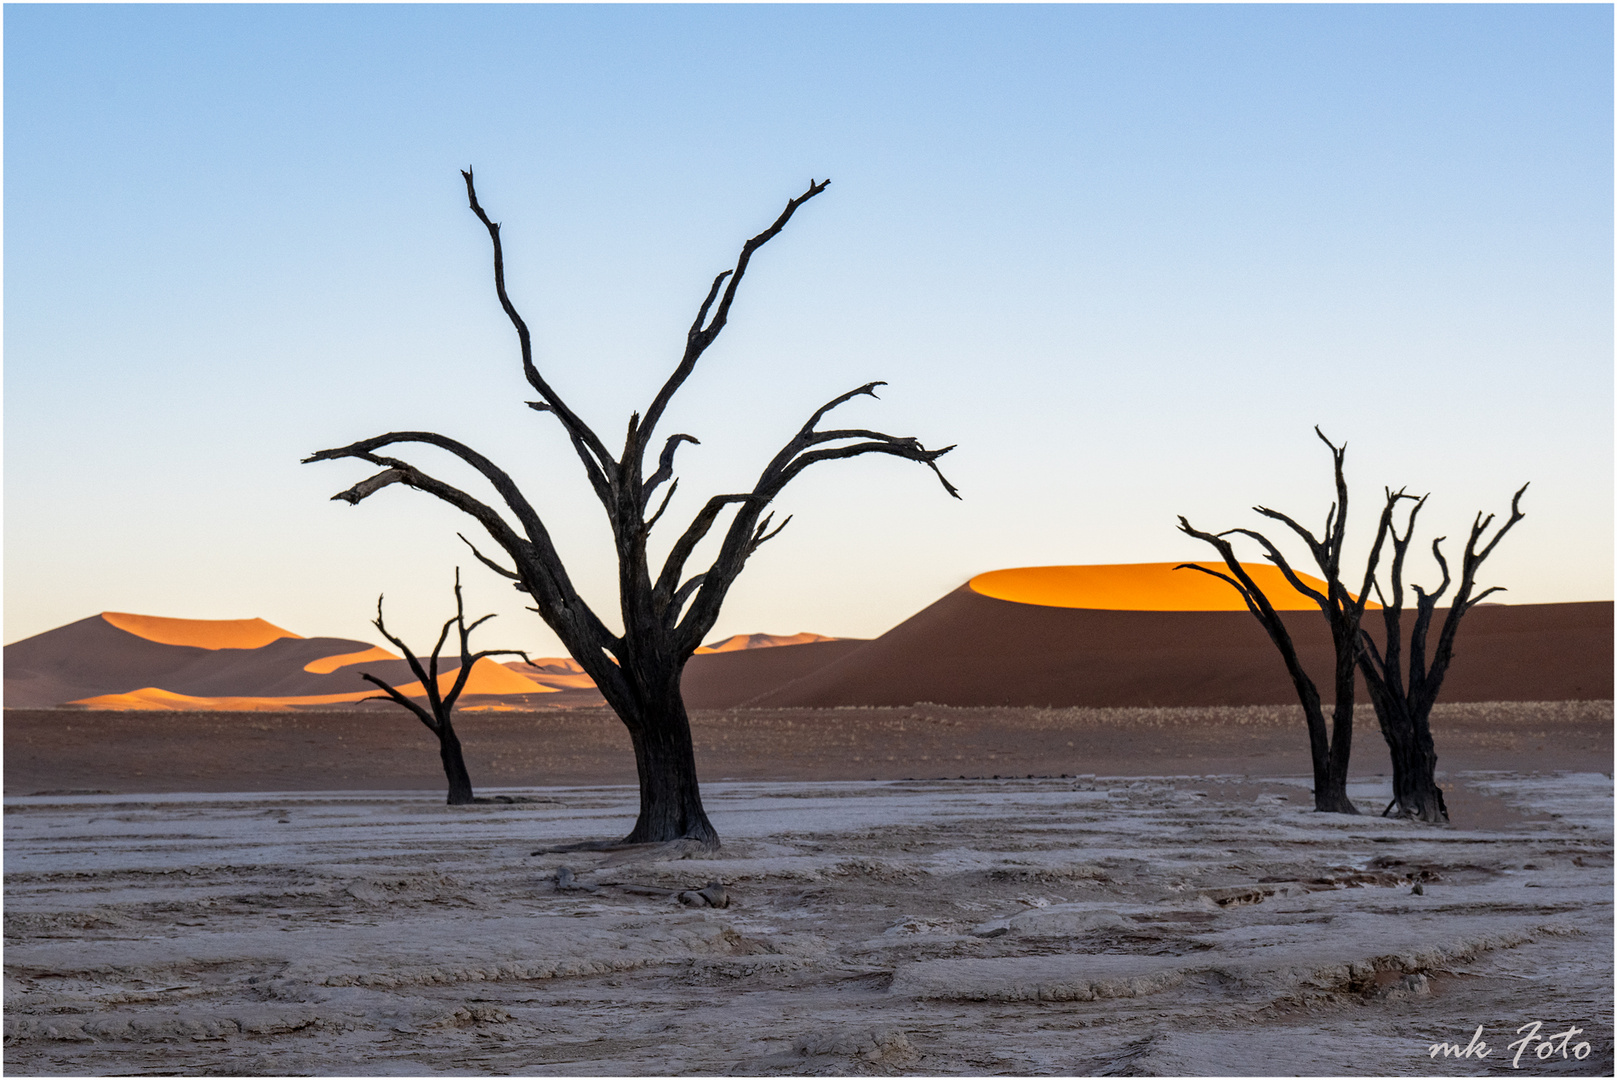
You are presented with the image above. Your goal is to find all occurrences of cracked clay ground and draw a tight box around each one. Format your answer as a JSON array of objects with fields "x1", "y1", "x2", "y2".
[{"x1": 4, "y1": 769, "x2": 1612, "y2": 1075}]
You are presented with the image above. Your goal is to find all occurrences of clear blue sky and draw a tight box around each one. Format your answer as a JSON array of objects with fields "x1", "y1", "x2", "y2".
[{"x1": 6, "y1": 4, "x2": 1612, "y2": 655}]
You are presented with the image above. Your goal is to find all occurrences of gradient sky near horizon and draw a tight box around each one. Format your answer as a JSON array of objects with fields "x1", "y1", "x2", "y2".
[{"x1": 6, "y1": 4, "x2": 1612, "y2": 657}]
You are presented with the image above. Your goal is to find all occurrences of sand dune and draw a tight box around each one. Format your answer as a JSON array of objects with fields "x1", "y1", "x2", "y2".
[
  {"x1": 503, "y1": 657, "x2": 601, "y2": 693},
  {"x1": 506, "y1": 634, "x2": 854, "y2": 705},
  {"x1": 7, "y1": 569, "x2": 1608, "y2": 712},
  {"x1": 682, "y1": 639, "x2": 869, "y2": 709},
  {"x1": 969, "y1": 562, "x2": 1356, "y2": 610},
  {"x1": 696, "y1": 631, "x2": 842, "y2": 653},
  {"x1": 303, "y1": 645, "x2": 399, "y2": 674},
  {"x1": 70, "y1": 657, "x2": 552, "y2": 711},
  {"x1": 66, "y1": 687, "x2": 381, "y2": 711},
  {"x1": 747, "y1": 587, "x2": 1612, "y2": 708},
  {"x1": 102, "y1": 611, "x2": 302, "y2": 649},
  {"x1": 3, "y1": 613, "x2": 545, "y2": 710}
]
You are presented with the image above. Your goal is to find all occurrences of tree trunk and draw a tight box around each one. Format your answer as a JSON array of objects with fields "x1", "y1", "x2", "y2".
[
  {"x1": 622, "y1": 695, "x2": 718, "y2": 848},
  {"x1": 438, "y1": 719, "x2": 475, "y2": 806},
  {"x1": 1312, "y1": 762, "x2": 1357, "y2": 814},
  {"x1": 1374, "y1": 700, "x2": 1448, "y2": 823},
  {"x1": 1302, "y1": 703, "x2": 1357, "y2": 814},
  {"x1": 1317, "y1": 641, "x2": 1360, "y2": 815},
  {"x1": 1389, "y1": 745, "x2": 1447, "y2": 822}
]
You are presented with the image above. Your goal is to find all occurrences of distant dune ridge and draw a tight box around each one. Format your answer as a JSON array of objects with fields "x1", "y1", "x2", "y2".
[
  {"x1": 696, "y1": 632, "x2": 842, "y2": 653},
  {"x1": 1, "y1": 613, "x2": 550, "y2": 711},
  {"x1": 3, "y1": 564, "x2": 1608, "y2": 711}
]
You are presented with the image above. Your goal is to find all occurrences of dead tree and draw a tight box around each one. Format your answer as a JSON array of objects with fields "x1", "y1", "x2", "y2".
[
  {"x1": 307, "y1": 172, "x2": 957, "y2": 848},
  {"x1": 1177, "y1": 428, "x2": 1403, "y2": 814},
  {"x1": 359, "y1": 569, "x2": 530, "y2": 805},
  {"x1": 1358, "y1": 485, "x2": 1528, "y2": 823}
]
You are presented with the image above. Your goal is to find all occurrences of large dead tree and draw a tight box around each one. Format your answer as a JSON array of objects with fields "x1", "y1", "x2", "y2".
[
  {"x1": 1177, "y1": 428, "x2": 1403, "y2": 814},
  {"x1": 307, "y1": 172, "x2": 957, "y2": 848},
  {"x1": 1357, "y1": 485, "x2": 1527, "y2": 823},
  {"x1": 360, "y1": 569, "x2": 530, "y2": 805}
]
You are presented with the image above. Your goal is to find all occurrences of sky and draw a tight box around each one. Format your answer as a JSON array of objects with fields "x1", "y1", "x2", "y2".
[{"x1": 5, "y1": 4, "x2": 1612, "y2": 657}]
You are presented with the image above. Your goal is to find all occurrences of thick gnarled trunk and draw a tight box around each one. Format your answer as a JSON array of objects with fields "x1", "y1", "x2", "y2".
[
  {"x1": 623, "y1": 698, "x2": 718, "y2": 847},
  {"x1": 1310, "y1": 722, "x2": 1358, "y2": 814},
  {"x1": 1364, "y1": 680, "x2": 1449, "y2": 822},
  {"x1": 1387, "y1": 732, "x2": 1447, "y2": 823}
]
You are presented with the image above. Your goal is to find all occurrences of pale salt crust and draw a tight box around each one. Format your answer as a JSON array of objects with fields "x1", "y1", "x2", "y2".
[{"x1": 4, "y1": 773, "x2": 1610, "y2": 1075}]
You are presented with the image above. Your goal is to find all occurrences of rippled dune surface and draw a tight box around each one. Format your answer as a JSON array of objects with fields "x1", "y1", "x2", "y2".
[{"x1": 5, "y1": 773, "x2": 1610, "y2": 1075}]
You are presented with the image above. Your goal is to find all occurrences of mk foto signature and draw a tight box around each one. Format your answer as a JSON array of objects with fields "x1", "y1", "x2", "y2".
[{"x1": 1430, "y1": 1021, "x2": 1594, "y2": 1066}]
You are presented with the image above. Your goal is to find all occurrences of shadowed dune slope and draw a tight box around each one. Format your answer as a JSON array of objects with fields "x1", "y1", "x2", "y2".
[
  {"x1": 681, "y1": 639, "x2": 870, "y2": 708},
  {"x1": 747, "y1": 588, "x2": 1612, "y2": 708},
  {"x1": 498, "y1": 640, "x2": 870, "y2": 710}
]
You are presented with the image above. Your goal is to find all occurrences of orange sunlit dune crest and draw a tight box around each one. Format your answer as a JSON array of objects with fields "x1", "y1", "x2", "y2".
[
  {"x1": 70, "y1": 687, "x2": 375, "y2": 711},
  {"x1": 448, "y1": 657, "x2": 559, "y2": 695},
  {"x1": 69, "y1": 657, "x2": 554, "y2": 710},
  {"x1": 303, "y1": 646, "x2": 400, "y2": 674},
  {"x1": 101, "y1": 612, "x2": 302, "y2": 650},
  {"x1": 968, "y1": 562, "x2": 1373, "y2": 612}
]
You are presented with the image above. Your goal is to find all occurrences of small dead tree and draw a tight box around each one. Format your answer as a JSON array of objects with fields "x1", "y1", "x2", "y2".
[
  {"x1": 1177, "y1": 428, "x2": 1403, "y2": 814},
  {"x1": 308, "y1": 172, "x2": 957, "y2": 848},
  {"x1": 1358, "y1": 485, "x2": 1528, "y2": 823},
  {"x1": 360, "y1": 569, "x2": 530, "y2": 805}
]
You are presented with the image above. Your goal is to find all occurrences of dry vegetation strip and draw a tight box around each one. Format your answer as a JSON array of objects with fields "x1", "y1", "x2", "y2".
[{"x1": 5, "y1": 701, "x2": 1609, "y2": 797}]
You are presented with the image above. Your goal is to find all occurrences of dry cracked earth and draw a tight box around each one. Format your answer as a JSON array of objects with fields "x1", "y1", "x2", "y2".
[{"x1": 4, "y1": 772, "x2": 1612, "y2": 1075}]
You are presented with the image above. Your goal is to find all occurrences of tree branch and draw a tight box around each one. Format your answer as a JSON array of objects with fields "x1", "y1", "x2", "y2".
[
  {"x1": 1464, "y1": 585, "x2": 1508, "y2": 610},
  {"x1": 304, "y1": 437, "x2": 614, "y2": 645},
  {"x1": 461, "y1": 168, "x2": 615, "y2": 476},
  {"x1": 652, "y1": 493, "x2": 759, "y2": 610},
  {"x1": 665, "y1": 381, "x2": 958, "y2": 649},
  {"x1": 1222, "y1": 527, "x2": 1330, "y2": 610},
  {"x1": 1248, "y1": 509, "x2": 1329, "y2": 587},
  {"x1": 457, "y1": 533, "x2": 521, "y2": 581},
  {"x1": 1174, "y1": 561, "x2": 1264, "y2": 620},
  {"x1": 305, "y1": 431, "x2": 547, "y2": 546},
  {"x1": 330, "y1": 468, "x2": 410, "y2": 505},
  {"x1": 1315, "y1": 425, "x2": 1350, "y2": 577},
  {"x1": 641, "y1": 433, "x2": 699, "y2": 514},
  {"x1": 748, "y1": 512, "x2": 793, "y2": 555},
  {"x1": 644, "y1": 478, "x2": 680, "y2": 534},
  {"x1": 359, "y1": 673, "x2": 438, "y2": 733},
  {"x1": 670, "y1": 573, "x2": 707, "y2": 620},
  {"x1": 639, "y1": 178, "x2": 831, "y2": 446},
  {"x1": 364, "y1": 594, "x2": 444, "y2": 729}
]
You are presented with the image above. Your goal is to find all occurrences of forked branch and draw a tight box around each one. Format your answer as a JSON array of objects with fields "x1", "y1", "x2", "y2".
[
  {"x1": 360, "y1": 569, "x2": 531, "y2": 726},
  {"x1": 639, "y1": 179, "x2": 832, "y2": 446},
  {"x1": 652, "y1": 380, "x2": 959, "y2": 646},
  {"x1": 461, "y1": 169, "x2": 615, "y2": 477}
]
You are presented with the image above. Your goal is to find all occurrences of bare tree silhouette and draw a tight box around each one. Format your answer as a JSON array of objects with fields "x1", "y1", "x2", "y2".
[
  {"x1": 1358, "y1": 485, "x2": 1528, "y2": 822},
  {"x1": 1177, "y1": 429, "x2": 1403, "y2": 813},
  {"x1": 308, "y1": 172, "x2": 957, "y2": 847},
  {"x1": 359, "y1": 569, "x2": 530, "y2": 805}
]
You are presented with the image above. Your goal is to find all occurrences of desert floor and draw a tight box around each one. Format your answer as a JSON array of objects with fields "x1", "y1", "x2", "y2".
[
  {"x1": 3, "y1": 702, "x2": 1612, "y2": 1075},
  {"x1": 5, "y1": 700, "x2": 1612, "y2": 795}
]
